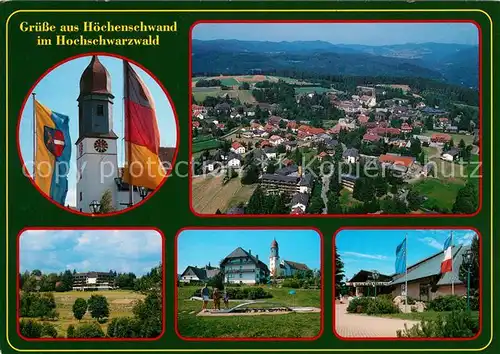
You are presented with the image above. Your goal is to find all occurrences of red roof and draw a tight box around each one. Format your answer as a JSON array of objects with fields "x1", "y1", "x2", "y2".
[
  {"x1": 287, "y1": 121, "x2": 298, "y2": 129},
  {"x1": 192, "y1": 121, "x2": 200, "y2": 128},
  {"x1": 260, "y1": 140, "x2": 271, "y2": 148},
  {"x1": 431, "y1": 133, "x2": 452, "y2": 142},
  {"x1": 401, "y1": 123, "x2": 412, "y2": 131},
  {"x1": 363, "y1": 133, "x2": 382, "y2": 142},
  {"x1": 232, "y1": 142, "x2": 243, "y2": 149},
  {"x1": 439, "y1": 117, "x2": 449, "y2": 122},
  {"x1": 268, "y1": 115, "x2": 282, "y2": 125},
  {"x1": 79, "y1": 56, "x2": 111, "y2": 96},
  {"x1": 368, "y1": 127, "x2": 401, "y2": 136},
  {"x1": 379, "y1": 154, "x2": 415, "y2": 168},
  {"x1": 357, "y1": 114, "x2": 369, "y2": 124},
  {"x1": 318, "y1": 151, "x2": 328, "y2": 158},
  {"x1": 270, "y1": 135, "x2": 282, "y2": 141}
]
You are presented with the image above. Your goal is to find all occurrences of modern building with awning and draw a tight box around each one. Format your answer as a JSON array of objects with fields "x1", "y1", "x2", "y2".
[{"x1": 346, "y1": 270, "x2": 393, "y2": 297}]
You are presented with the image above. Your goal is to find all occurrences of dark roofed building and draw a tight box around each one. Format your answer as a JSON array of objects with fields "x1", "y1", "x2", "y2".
[
  {"x1": 220, "y1": 247, "x2": 270, "y2": 285},
  {"x1": 346, "y1": 270, "x2": 393, "y2": 297},
  {"x1": 179, "y1": 265, "x2": 220, "y2": 283},
  {"x1": 280, "y1": 260, "x2": 311, "y2": 277}
]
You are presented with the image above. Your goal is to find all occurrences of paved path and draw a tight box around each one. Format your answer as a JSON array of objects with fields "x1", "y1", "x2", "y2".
[
  {"x1": 321, "y1": 175, "x2": 330, "y2": 214},
  {"x1": 335, "y1": 304, "x2": 420, "y2": 338}
]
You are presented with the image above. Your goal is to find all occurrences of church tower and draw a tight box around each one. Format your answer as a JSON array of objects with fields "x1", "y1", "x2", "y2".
[
  {"x1": 76, "y1": 56, "x2": 119, "y2": 213},
  {"x1": 269, "y1": 238, "x2": 280, "y2": 277}
]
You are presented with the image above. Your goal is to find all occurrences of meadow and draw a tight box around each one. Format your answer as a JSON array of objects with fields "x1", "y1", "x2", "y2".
[
  {"x1": 20, "y1": 290, "x2": 144, "y2": 337},
  {"x1": 176, "y1": 286, "x2": 321, "y2": 338}
]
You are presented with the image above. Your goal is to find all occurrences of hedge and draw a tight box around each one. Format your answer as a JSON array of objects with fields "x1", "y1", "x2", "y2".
[{"x1": 192, "y1": 287, "x2": 272, "y2": 300}]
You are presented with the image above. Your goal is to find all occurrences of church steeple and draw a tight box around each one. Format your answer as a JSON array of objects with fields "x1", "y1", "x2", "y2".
[{"x1": 76, "y1": 56, "x2": 117, "y2": 144}]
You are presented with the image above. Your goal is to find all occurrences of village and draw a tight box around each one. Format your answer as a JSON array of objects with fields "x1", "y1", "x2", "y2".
[{"x1": 191, "y1": 75, "x2": 480, "y2": 215}]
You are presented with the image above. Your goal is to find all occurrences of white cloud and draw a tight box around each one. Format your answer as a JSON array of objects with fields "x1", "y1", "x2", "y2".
[
  {"x1": 342, "y1": 251, "x2": 388, "y2": 260},
  {"x1": 418, "y1": 237, "x2": 443, "y2": 250},
  {"x1": 457, "y1": 231, "x2": 476, "y2": 246}
]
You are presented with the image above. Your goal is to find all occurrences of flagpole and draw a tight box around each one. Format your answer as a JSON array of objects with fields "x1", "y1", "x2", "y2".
[
  {"x1": 451, "y1": 231, "x2": 454, "y2": 295},
  {"x1": 123, "y1": 60, "x2": 133, "y2": 208},
  {"x1": 405, "y1": 232, "x2": 408, "y2": 313},
  {"x1": 32, "y1": 92, "x2": 36, "y2": 181}
]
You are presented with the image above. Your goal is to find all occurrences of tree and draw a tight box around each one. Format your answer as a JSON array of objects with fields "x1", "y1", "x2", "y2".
[
  {"x1": 241, "y1": 164, "x2": 259, "y2": 185},
  {"x1": 107, "y1": 317, "x2": 139, "y2": 338},
  {"x1": 60, "y1": 270, "x2": 74, "y2": 291},
  {"x1": 67, "y1": 324, "x2": 76, "y2": 338},
  {"x1": 266, "y1": 160, "x2": 277, "y2": 174},
  {"x1": 271, "y1": 193, "x2": 289, "y2": 214},
  {"x1": 418, "y1": 151, "x2": 426, "y2": 165},
  {"x1": 452, "y1": 182, "x2": 478, "y2": 214},
  {"x1": 410, "y1": 138, "x2": 422, "y2": 157},
  {"x1": 407, "y1": 189, "x2": 423, "y2": 211},
  {"x1": 41, "y1": 323, "x2": 58, "y2": 338},
  {"x1": 132, "y1": 292, "x2": 162, "y2": 338},
  {"x1": 20, "y1": 319, "x2": 43, "y2": 338},
  {"x1": 240, "y1": 82, "x2": 250, "y2": 90},
  {"x1": 99, "y1": 189, "x2": 115, "y2": 213},
  {"x1": 335, "y1": 246, "x2": 345, "y2": 295},
  {"x1": 87, "y1": 295, "x2": 110, "y2": 322},
  {"x1": 73, "y1": 323, "x2": 105, "y2": 338},
  {"x1": 72, "y1": 298, "x2": 88, "y2": 321},
  {"x1": 459, "y1": 235, "x2": 479, "y2": 293},
  {"x1": 327, "y1": 191, "x2": 342, "y2": 214},
  {"x1": 246, "y1": 187, "x2": 265, "y2": 214}
]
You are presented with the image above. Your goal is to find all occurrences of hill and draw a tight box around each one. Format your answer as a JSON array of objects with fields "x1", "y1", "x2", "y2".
[{"x1": 192, "y1": 40, "x2": 478, "y2": 88}]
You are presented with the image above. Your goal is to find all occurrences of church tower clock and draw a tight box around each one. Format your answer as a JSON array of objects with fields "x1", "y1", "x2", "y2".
[
  {"x1": 269, "y1": 238, "x2": 281, "y2": 277},
  {"x1": 76, "y1": 56, "x2": 119, "y2": 213}
]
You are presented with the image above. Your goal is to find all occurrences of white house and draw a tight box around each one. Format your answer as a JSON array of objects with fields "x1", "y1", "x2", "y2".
[
  {"x1": 269, "y1": 135, "x2": 285, "y2": 146},
  {"x1": 441, "y1": 148, "x2": 460, "y2": 162},
  {"x1": 290, "y1": 193, "x2": 309, "y2": 212},
  {"x1": 227, "y1": 154, "x2": 242, "y2": 168},
  {"x1": 231, "y1": 142, "x2": 246, "y2": 154},
  {"x1": 342, "y1": 148, "x2": 359, "y2": 164},
  {"x1": 264, "y1": 147, "x2": 277, "y2": 159},
  {"x1": 221, "y1": 247, "x2": 270, "y2": 285}
]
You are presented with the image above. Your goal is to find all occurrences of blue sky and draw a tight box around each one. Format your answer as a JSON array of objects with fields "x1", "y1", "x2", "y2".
[
  {"x1": 18, "y1": 55, "x2": 177, "y2": 207},
  {"x1": 20, "y1": 229, "x2": 163, "y2": 275},
  {"x1": 193, "y1": 23, "x2": 479, "y2": 46},
  {"x1": 177, "y1": 229, "x2": 321, "y2": 273},
  {"x1": 336, "y1": 229, "x2": 477, "y2": 281}
]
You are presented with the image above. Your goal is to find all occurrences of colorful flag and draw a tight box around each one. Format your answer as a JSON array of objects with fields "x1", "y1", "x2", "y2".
[
  {"x1": 34, "y1": 100, "x2": 71, "y2": 205},
  {"x1": 395, "y1": 238, "x2": 407, "y2": 274},
  {"x1": 441, "y1": 235, "x2": 453, "y2": 273},
  {"x1": 123, "y1": 61, "x2": 165, "y2": 190}
]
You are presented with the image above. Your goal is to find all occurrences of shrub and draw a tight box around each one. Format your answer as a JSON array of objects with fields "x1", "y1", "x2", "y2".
[
  {"x1": 87, "y1": 295, "x2": 110, "y2": 321},
  {"x1": 282, "y1": 279, "x2": 301, "y2": 289},
  {"x1": 107, "y1": 317, "x2": 140, "y2": 338},
  {"x1": 73, "y1": 322, "x2": 105, "y2": 338},
  {"x1": 346, "y1": 297, "x2": 372, "y2": 314},
  {"x1": 67, "y1": 324, "x2": 75, "y2": 338},
  {"x1": 365, "y1": 297, "x2": 399, "y2": 315},
  {"x1": 19, "y1": 319, "x2": 42, "y2": 338},
  {"x1": 429, "y1": 295, "x2": 466, "y2": 312},
  {"x1": 469, "y1": 296, "x2": 480, "y2": 311},
  {"x1": 397, "y1": 311, "x2": 479, "y2": 338},
  {"x1": 191, "y1": 286, "x2": 273, "y2": 300},
  {"x1": 20, "y1": 292, "x2": 57, "y2": 318},
  {"x1": 72, "y1": 298, "x2": 88, "y2": 321},
  {"x1": 41, "y1": 322, "x2": 58, "y2": 338}
]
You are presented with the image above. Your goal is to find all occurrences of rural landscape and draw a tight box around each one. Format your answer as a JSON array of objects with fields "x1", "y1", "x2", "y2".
[
  {"x1": 191, "y1": 23, "x2": 480, "y2": 215},
  {"x1": 335, "y1": 229, "x2": 480, "y2": 338},
  {"x1": 176, "y1": 229, "x2": 322, "y2": 338},
  {"x1": 18, "y1": 229, "x2": 163, "y2": 339}
]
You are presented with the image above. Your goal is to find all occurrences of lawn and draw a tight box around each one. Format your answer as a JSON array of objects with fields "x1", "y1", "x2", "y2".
[
  {"x1": 412, "y1": 178, "x2": 465, "y2": 211},
  {"x1": 21, "y1": 290, "x2": 145, "y2": 337},
  {"x1": 192, "y1": 139, "x2": 223, "y2": 153},
  {"x1": 378, "y1": 311, "x2": 480, "y2": 322},
  {"x1": 294, "y1": 86, "x2": 334, "y2": 94},
  {"x1": 177, "y1": 286, "x2": 321, "y2": 338},
  {"x1": 237, "y1": 90, "x2": 256, "y2": 104},
  {"x1": 191, "y1": 175, "x2": 257, "y2": 214}
]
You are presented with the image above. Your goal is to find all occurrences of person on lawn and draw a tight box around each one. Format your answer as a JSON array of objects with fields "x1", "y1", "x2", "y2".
[
  {"x1": 223, "y1": 290, "x2": 229, "y2": 309},
  {"x1": 213, "y1": 287, "x2": 221, "y2": 311},
  {"x1": 201, "y1": 284, "x2": 210, "y2": 311}
]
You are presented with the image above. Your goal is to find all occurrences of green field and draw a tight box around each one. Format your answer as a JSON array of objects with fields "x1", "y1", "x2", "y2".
[
  {"x1": 413, "y1": 178, "x2": 465, "y2": 211},
  {"x1": 192, "y1": 139, "x2": 222, "y2": 153},
  {"x1": 339, "y1": 189, "x2": 362, "y2": 208},
  {"x1": 294, "y1": 86, "x2": 335, "y2": 94},
  {"x1": 21, "y1": 290, "x2": 145, "y2": 337},
  {"x1": 177, "y1": 286, "x2": 321, "y2": 338},
  {"x1": 192, "y1": 87, "x2": 255, "y2": 104}
]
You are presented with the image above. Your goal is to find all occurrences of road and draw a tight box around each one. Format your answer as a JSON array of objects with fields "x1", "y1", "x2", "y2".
[
  {"x1": 321, "y1": 175, "x2": 330, "y2": 214},
  {"x1": 335, "y1": 304, "x2": 420, "y2": 338}
]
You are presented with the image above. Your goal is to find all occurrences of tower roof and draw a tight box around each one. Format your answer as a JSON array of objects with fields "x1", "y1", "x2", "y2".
[
  {"x1": 79, "y1": 56, "x2": 112, "y2": 96},
  {"x1": 271, "y1": 238, "x2": 278, "y2": 248}
]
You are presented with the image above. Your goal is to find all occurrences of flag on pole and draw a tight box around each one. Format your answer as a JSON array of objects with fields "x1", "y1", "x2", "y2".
[
  {"x1": 34, "y1": 100, "x2": 71, "y2": 205},
  {"x1": 441, "y1": 235, "x2": 453, "y2": 273},
  {"x1": 123, "y1": 61, "x2": 165, "y2": 190},
  {"x1": 395, "y1": 238, "x2": 407, "y2": 274}
]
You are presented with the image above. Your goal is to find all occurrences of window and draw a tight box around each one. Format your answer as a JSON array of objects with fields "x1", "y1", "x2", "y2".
[
  {"x1": 96, "y1": 105, "x2": 104, "y2": 116},
  {"x1": 239, "y1": 273, "x2": 242, "y2": 278},
  {"x1": 79, "y1": 192, "x2": 82, "y2": 201}
]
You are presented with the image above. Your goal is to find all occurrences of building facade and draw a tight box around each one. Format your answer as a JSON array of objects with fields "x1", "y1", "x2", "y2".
[
  {"x1": 72, "y1": 271, "x2": 116, "y2": 291},
  {"x1": 220, "y1": 247, "x2": 270, "y2": 285}
]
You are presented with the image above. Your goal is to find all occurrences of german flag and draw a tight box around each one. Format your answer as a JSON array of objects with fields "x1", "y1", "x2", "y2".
[{"x1": 123, "y1": 61, "x2": 165, "y2": 190}]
